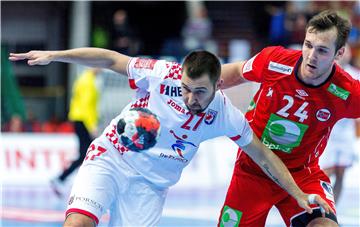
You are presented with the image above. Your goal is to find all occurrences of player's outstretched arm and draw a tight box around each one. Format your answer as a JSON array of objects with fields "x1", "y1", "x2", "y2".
[
  {"x1": 9, "y1": 48, "x2": 130, "y2": 75},
  {"x1": 241, "y1": 135, "x2": 334, "y2": 216},
  {"x1": 220, "y1": 61, "x2": 248, "y2": 89}
]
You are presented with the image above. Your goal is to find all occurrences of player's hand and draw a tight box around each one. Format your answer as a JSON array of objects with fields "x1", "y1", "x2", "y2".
[
  {"x1": 9, "y1": 51, "x2": 54, "y2": 65},
  {"x1": 296, "y1": 193, "x2": 334, "y2": 217}
]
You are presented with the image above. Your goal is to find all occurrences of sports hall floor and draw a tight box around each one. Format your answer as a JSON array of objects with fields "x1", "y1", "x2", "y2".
[{"x1": 1, "y1": 163, "x2": 359, "y2": 227}]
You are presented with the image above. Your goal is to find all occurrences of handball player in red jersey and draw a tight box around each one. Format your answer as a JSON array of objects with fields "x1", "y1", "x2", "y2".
[{"x1": 219, "y1": 10, "x2": 360, "y2": 227}]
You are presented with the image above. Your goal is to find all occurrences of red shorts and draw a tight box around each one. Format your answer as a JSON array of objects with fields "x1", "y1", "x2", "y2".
[{"x1": 218, "y1": 155, "x2": 336, "y2": 227}]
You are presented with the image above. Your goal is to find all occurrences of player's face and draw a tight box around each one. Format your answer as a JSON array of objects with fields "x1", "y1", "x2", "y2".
[
  {"x1": 300, "y1": 26, "x2": 344, "y2": 84},
  {"x1": 181, "y1": 72, "x2": 218, "y2": 115}
]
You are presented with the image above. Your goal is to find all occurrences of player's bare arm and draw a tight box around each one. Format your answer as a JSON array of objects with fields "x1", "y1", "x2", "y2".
[
  {"x1": 241, "y1": 135, "x2": 334, "y2": 216},
  {"x1": 220, "y1": 61, "x2": 248, "y2": 89},
  {"x1": 9, "y1": 48, "x2": 130, "y2": 75}
]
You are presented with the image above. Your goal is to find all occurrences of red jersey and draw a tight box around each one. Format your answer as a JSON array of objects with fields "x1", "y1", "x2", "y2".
[{"x1": 239, "y1": 46, "x2": 360, "y2": 172}]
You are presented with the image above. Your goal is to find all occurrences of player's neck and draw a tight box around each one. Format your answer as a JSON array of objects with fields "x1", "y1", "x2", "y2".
[{"x1": 298, "y1": 63, "x2": 334, "y2": 86}]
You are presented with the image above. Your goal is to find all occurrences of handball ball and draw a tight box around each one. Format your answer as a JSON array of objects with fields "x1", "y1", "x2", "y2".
[{"x1": 116, "y1": 108, "x2": 161, "y2": 152}]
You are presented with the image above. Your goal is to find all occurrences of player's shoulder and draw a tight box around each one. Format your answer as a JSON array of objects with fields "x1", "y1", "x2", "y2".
[
  {"x1": 212, "y1": 90, "x2": 234, "y2": 111},
  {"x1": 163, "y1": 61, "x2": 183, "y2": 81},
  {"x1": 253, "y1": 46, "x2": 299, "y2": 81},
  {"x1": 254, "y1": 46, "x2": 301, "y2": 74},
  {"x1": 334, "y1": 64, "x2": 360, "y2": 85},
  {"x1": 130, "y1": 57, "x2": 183, "y2": 83},
  {"x1": 333, "y1": 64, "x2": 360, "y2": 94},
  {"x1": 130, "y1": 57, "x2": 180, "y2": 73},
  {"x1": 262, "y1": 46, "x2": 301, "y2": 63}
]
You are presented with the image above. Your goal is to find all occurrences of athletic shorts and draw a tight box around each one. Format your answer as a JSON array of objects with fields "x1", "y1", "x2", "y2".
[
  {"x1": 218, "y1": 158, "x2": 337, "y2": 227},
  {"x1": 319, "y1": 139, "x2": 357, "y2": 169},
  {"x1": 65, "y1": 135, "x2": 168, "y2": 226}
]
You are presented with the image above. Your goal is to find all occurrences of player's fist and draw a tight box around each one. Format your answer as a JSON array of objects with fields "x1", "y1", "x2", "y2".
[{"x1": 9, "y1": 50, "x2": 54, "y2": 65}]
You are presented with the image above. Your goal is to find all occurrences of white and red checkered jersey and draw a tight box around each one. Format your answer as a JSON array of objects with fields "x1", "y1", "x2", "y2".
[
  {"x1": 237, "y1": 46, "x2": 360, "y2": 174},
  {"x1": 103, "y1": 57, "x2": 253, "y2": 187}
]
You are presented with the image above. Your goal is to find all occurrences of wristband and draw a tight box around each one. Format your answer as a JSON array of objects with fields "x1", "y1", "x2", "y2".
[{"x1": 307, "y1": 194, "x2": 316, "y2": 204}]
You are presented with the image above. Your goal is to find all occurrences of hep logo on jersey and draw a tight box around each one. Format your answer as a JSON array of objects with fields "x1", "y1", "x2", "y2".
[
  {"x1": 170, "y1": 130, "x2": 196, "y2": 158},
  {"x1": 160, "y1": 84, "x2": 182, "y2": 97}
]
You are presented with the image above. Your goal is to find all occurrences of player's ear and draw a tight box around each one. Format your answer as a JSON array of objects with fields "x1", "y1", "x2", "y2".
[{"x1": 335, "y1": 46, "x2": 345, "y2": 61}]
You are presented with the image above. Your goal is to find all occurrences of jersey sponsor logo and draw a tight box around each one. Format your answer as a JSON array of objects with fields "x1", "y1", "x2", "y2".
[
  {"x1": 296, "y1": 89, "x2": 308, "y2": 97},
  {"x1": 71, "y1": 195, "x2": 104, "y2": 213},
  {"x1": 261, "y1": 114, "x2": 309, "y2": 153},
  {"x1": 220, "y1": 205, "x2": 243, "y2": 227},
  {"x1": 159, "y1": 153, "x2": 188, "y2": 163},
  {"x1": 68, "y1": 196, "x2": 74, "y2": 205},
  {"x1": 204, "y1": 109, "x2": 217, "y2": 125},
  {"x1": 134, "y1": 58, "x2": 157, "y2": 69},
  {"x1": 160, "y1": 84, "x2": 182, "y2": 97},
  {"x1": 320, "y1": 180, "x2": 334, "y2": 202},
  {"x1": 167, "y1": 99, "x2": 186, "y2": 114},
  {"x1": 243, "y1": 54, "x2": 258, "y2": 73},
  {"x1": 169, "y1": 130, "x2": 196, "y2": 159},
  {"x1": 327, "y1": 83, "x2": 350, "y2": 100},
  {"x1": 266, "y1": 87, "x2": 273, "y2": 97},
  {"x1": 295, "y1": 89, "x2": 308, "y2": 100},
  {"x1": 316, "y1": 108, "x2": 331, "y2": 122},
  {"x1": 268, "y1": 61, "x2": 293, "y2": 75}
]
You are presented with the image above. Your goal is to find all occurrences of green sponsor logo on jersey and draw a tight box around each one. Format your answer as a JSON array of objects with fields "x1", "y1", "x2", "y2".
[
  {"x1": 327, "y1": 83, "x2": 350, "y2": 100},
  {"x1": 220, "y1": 206, "x2": 242, "y2": 227},
  {"x1": 261, "y1": 114, "x2": 309, "y2": 153}
]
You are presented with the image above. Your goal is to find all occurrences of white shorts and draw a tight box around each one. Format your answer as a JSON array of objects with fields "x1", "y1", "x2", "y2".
[
  {"x1": 320, "y1": 139, "x2": 357, "y2": 169},
  {"x1": 66, "y1": 135, "x2": 168, "y2": 226}
]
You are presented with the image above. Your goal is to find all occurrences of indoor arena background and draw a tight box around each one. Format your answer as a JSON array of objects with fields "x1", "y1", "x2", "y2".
[{"x1": 1, "y1": 1, "x2": 359, "y2": 226}]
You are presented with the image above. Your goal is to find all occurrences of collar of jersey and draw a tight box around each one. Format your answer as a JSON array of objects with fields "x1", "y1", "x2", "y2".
[{"x1": 294, "y1": 56, "x2": 336, "y2": 88}]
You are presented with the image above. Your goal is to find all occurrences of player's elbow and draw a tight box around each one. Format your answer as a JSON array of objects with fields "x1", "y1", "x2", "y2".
[{"x1": 64, "y1": 213, "x2": 96, "y2": 227}]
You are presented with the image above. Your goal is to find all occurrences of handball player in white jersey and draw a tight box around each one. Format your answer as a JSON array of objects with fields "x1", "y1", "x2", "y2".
[
  {"x1": 320, "y1": 44, "x2": 360, "y2": 202},
  {"x1": 9, "y1": 49, "x2": 332, "y2": 226}
]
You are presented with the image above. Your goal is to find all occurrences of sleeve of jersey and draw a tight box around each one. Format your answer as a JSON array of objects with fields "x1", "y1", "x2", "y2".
[
  {"x1": 222, "y1": 96, "x2": 253, "y2": 147},
  {"x1": 242, "y1": 46, "x2": 279, "y2": 83},
  {"x1": 126, "y1": 57, "x2": 168, "y2": 92}
]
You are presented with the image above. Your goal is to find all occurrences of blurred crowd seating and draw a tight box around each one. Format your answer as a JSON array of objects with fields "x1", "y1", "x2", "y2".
[
  {"x1": 1, "y1": 114, "x2": 74, "y2": 133},
  {"x1": 2, "y1": 1, "x2": 359, "y2": 132}
]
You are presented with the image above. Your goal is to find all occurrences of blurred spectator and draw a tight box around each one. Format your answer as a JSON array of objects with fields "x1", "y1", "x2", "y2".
[
  {"x1": 284, "y1": 2, "x2": 311, "y2": 46},
  {"x1": 111, "y1": 9, "x2": 140, "y2": 55},
  {"x1": 57, "y1": 121, "x2": 75, "y2": 133},
  {"x1": 42, "y1": 115, "x2": 60, "y2": 133},
  {"x1": 181, "y1": 5, "x2": 217, "y2": 54},
  {"x1": 23, "y1": 110, "x2": 42, "y2": 132},
  {"x1": 92, "y1": 24, "x2": 110, "y2": 49},
  {"x1": 1, "y1": 45, "x2": 26, "y2": 125},
  {"x1": 348, "y1": 2, "x2": 360, "y2": 68},
  {"x1": 266, "y1": 3, "x2": 288, "y2": 46},
  {"x1": 50, "y1": 68, "x2": 100, "y2": 196},
  {"x1": 288, "y1": 12, "x2": 308, "y2": 45},
  {"x1": 2, "y1": 114, "x2": 23, "y2": 132}
]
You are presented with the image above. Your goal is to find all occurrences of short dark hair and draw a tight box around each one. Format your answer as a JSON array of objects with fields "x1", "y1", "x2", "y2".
[
  {"x1": 182, "y1": 50, "x2": 221, "y2": 85},
  {"x1": 306, "y1": 10, "x2": 351, "y2": 52}
]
